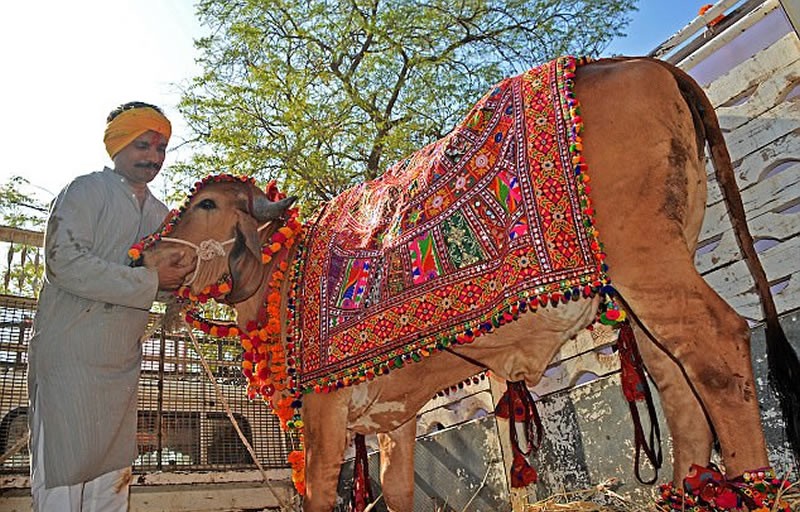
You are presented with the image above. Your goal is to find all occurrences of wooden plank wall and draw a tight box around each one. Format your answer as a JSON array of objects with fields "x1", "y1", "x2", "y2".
[{"x1": 697, "y1": 31, "x2": 800, "y2": 320}]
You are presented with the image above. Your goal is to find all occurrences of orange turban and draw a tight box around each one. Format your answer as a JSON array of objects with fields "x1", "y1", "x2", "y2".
[{"x1": 103, "y1": 107, "x2": 172, "y2": 159}]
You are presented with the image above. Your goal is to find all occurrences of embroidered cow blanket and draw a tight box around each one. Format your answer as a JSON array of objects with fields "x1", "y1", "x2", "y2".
[{"x1": 295, "y1": 56, "x2": 607, "y2": 392}]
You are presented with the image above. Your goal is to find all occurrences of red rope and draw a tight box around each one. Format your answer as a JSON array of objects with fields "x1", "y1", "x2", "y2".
[
  {"x1": 350, "y1": 434, "x2": 374, "y2": 512},
  {"x1": 617, "y1": 321, "x2": 663, "y2": 484}
]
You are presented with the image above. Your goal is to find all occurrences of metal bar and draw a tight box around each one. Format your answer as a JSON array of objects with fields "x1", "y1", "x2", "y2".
[
  {"x1": 676, "y1": 0, "x2": 781, "y2": 71},
  {"x1": 779, "y1": 0, "x2": 800, "y2": 36},
  {"x1": 0, "y1": 226, "x2": 43, "y2": 247},
  {"x1": 156, "y1": 327, "x2": 166, "y2": 471},
  {"x1": 0, "y1": 294, "x2": 38, "y2": 308},
  {"x1": 650, "y1": 0, "x2": 748, "y2": 59},
  {"x1": 656, "y1": 0, "x2": 766, "y2": 64}
]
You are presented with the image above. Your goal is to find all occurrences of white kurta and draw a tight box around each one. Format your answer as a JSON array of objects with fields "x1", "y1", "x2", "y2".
[{"x1": 28, "y1": 167, "x2": 168, "y2": 488}]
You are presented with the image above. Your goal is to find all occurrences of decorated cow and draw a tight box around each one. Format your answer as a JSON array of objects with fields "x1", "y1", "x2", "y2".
[{"x1": 135, "y1": 56, "x2": 799, "y2": 511}]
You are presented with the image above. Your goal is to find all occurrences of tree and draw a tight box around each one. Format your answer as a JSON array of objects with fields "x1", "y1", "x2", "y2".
[
  {"x1": 174, "y1": 0, "x2": 636, "y2": 207},
  {"x1": 0, "y1": 176, "x2": 49, "y2": 230},
  {"x1": 0, "y1": 176, "x2": 50, "y2": 297}
]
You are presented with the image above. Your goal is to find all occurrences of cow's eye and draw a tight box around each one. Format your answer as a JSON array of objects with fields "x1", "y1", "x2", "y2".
[{"x1": 197, "y1": 199, "x2": 216, "y2": 210}]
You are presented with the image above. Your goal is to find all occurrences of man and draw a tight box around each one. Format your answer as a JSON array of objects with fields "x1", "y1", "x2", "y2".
[{"x1": 27, "y1": 102, "x2": 194, "y2": 511}]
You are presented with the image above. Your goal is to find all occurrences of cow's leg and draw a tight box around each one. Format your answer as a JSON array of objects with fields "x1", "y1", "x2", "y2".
[
  {"x1": 302, "y1": 391, "x2": 350, "y2": 512},
  {"x1": 377, "y1": 419, "x2": 417, "y2": 512},
  {"x1": 617, "y1": 273, "x2": 769, "y2": 476},
  {"x1": 576, "y1": 58, "x2": 768, "y2": 477},
  {"x1": 630, "y1": 320, "x2": 714, "y2": 482}
]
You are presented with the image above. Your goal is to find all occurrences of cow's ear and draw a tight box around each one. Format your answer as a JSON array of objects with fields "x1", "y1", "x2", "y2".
[
  {"x1": 226, "y1": 213, "x2": 264, "y2": 304},
  {"x1": 235, "y1": 211, "x2": 263, "y2": 259}
]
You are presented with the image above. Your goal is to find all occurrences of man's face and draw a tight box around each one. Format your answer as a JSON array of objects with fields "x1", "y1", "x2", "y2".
[{"x1": 112, "y1": 130, "x2": 168, "y2": 185}]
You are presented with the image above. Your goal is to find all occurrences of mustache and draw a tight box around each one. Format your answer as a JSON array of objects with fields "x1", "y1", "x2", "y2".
[{"x1": 134, "y1": 162, "x2": 162, "y2": 171}]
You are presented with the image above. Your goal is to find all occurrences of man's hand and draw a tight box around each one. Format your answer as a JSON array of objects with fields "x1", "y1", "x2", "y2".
[{"x1": 148, "y1": 251, "x2": 196, "y2": 290}]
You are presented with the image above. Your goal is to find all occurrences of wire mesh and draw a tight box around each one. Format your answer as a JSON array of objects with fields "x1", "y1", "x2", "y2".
[
  {"x1": 0, "y1": 295, "x2": 34, "y2": 472},
  {"x1": 0, "y1": 295, "x2": 293, "y2": 475}
]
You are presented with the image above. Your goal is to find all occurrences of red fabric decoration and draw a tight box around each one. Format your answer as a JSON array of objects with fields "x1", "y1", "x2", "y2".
[
  {"x1": 510, "y1": 451, "x2": 538, "y2": 488},
  {"x1": 616, "y1": 321, "x2": 663, "y2": 484},
  {"x1": 618, "y1": 321, "x2": 646, "y2": 402},
  {"x1": 495, "y1": 386, "x2": 529, "y2": 421},
  {"x1": 682, "y1": 464, "x2": 745, "y2": 510},
  {"x1": 350, "y1": 434, "x2": 374, "y2": 512},
  {"x1": 295, "y1": 57, "x2": 614, "y2": 394},
  {"x1": 659, "y1": 465, "x2": 793, "y2": 511},
  {"x1": 495, "y1": 381, "x2": 543, "y2": 488}
]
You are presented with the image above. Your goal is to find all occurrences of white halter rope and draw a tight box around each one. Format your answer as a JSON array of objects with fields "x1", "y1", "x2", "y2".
[{"x1": 159, "y1": 221, "x2": 274, "y2": 287}]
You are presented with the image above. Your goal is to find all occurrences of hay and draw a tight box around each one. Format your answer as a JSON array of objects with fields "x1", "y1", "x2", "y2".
[
  {"x1": 774, "y1": 478, "x2": 799, "y2": 512},
  {"x1": 525, "y1": 476, "x2": 800, "y2": 512},
  {"x1": 526, "y1": 478, "x2": 649, "y2": 512}
]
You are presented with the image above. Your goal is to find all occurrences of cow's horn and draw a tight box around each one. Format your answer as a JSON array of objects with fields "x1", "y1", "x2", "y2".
[{"x1": 251, "y1": 195, "x2": 297, "y2": 222}]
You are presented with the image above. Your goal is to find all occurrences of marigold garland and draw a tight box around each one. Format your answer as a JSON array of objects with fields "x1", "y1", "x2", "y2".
[
  {"x1": 177, "y1": 276, "x2": 232, "y2": 304},
  {"x1": 287, "y1": 447, "x2": 306, "y2": 496}
]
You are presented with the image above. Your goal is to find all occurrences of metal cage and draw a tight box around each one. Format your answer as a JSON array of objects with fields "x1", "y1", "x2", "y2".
[{"x1": 0, "y1": 294, "x2": 294, "y2": 475}]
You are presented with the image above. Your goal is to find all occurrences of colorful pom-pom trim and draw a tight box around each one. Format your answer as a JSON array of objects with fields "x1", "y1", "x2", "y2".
[{"x1": 658, "y1": 465, "x2": 793, "y2": 512}]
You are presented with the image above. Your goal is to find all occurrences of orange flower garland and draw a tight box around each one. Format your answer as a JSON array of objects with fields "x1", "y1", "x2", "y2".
[
  {"x1": 287, "y1": 447, "x2": 306, "y2": 496},
  {"x1": 242, "y1": 260, "x2": 293, "y2": 407},
  {"x1": 128, "y1": 208, "x2": 180, "y2": 262},
  {"x1": 177, "y1": 277, "x2": 232, "y2": 304}
]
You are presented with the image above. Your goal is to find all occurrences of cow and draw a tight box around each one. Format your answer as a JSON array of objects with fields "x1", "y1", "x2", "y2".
[{"x1": 140, "y1": 57, "x2": 799, "y2": 511}]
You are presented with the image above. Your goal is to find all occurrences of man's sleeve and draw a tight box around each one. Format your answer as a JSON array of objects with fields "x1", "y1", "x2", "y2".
[{"x1": 42, "y1": 179, "x2": 159, "y2": 310}]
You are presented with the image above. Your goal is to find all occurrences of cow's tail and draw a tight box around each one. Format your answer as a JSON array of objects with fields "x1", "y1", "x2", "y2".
[{"x1": 659, "y1": 60, "x2": 800, "y2": 463}]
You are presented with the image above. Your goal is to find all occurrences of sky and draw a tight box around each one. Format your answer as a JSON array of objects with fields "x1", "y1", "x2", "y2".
[{"x1": 0, "y1": 0, "x2": 715, "y2": 207}]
